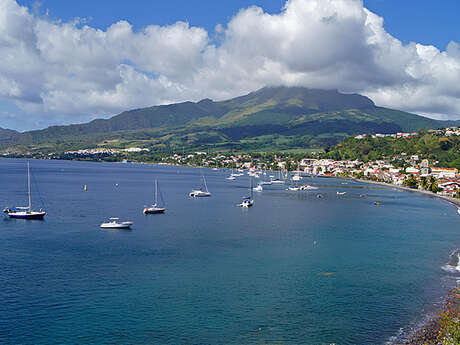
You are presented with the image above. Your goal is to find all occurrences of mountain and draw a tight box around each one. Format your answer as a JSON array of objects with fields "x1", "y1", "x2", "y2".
[
  {"x1": 2, "y1": 87, "x2": 459, "y2": 152},
  {"x1": 0, "y1": 127, "x2": 20, "y2": 144}
]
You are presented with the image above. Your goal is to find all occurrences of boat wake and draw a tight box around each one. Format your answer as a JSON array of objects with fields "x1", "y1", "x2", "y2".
[{"x1": 442, "y1": 249, "x2": 460, "y2": 273}]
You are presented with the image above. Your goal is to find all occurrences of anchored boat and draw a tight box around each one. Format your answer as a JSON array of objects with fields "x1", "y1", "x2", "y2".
[
  {"x1": 4, "y1": 161, "x2": 46, "y2": 220},
  {"x1": 144, "y1": 179, "x2": 166, "y2": 214},
  {"x1": 100, "y1": 218, "x2": 133, "y2": 229}
]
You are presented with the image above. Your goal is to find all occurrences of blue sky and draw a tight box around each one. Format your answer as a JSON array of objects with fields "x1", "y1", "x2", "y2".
[
  {"x1": 2, "y1": 0, "x2": 460, "y2": 131},
  {"x1": 18, "y1": 0, "x2": 459, "y2": 50}
]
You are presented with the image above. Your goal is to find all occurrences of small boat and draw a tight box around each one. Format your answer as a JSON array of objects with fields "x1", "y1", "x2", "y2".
[
  {"x1": 260, "y1": 180, "x2": 272, "y2": 185},
  {"x1": 292, "y1": 174, "x2": 302, "y2": 181},
  {"x1": 226, "y1": 175, "x2": 236, "y2": 180},
  {"x1": 238, "y1": 179, "x2": 254, "y2": 207},
  {"x1": 271, "y1": 170, "x2": 285, "y2": 184},
  {"x1": 189, "y1": 175, "x2": 211, "y2": 198},
  {"x1": 143, "y1": 179, "x2": 166, "y2": 214},
  {"x1": 253, "y1": 184, "x2": 263, "y2": 192},
  {"x1": 374, "y1": 202, "x2": 383, "y2": 206},
  {"x1": 4, "y1": 161, "x2": 46, "y2": 220},
  {"x1": 288, "y1": 186, "x2": 300, "y2": 191},
  {"x1": 100, "y1": 218, "x2": 133, "y2": 229},
  {"x1": 316, "y1": 194, "x2": 324, "y2": 198},
  {"x1": 336, "y1": 191, "x2": 346, "y2": 195},
  {"x1": 300, "y1": 184, "x2": 318, "y2": 191},
  {"x1": 457, "y1": 208, "x2": 460, "y2": 215},
  {"x1": 238, "y1": 197, "x2": 254, "y2": 207}
]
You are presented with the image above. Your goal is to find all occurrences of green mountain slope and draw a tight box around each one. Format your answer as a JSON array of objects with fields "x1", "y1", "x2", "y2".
[
  {"x1": 0, "y1": 127, "x2": 20, "y2": 144},
  {"x1": 2, "y1": 86, "x2": 459, "y2": 151}
]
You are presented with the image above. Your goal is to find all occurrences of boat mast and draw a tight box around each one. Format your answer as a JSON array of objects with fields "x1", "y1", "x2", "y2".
[
  {"x1": 155, "y1": 179, "x2": 158, "y2": 205},
  {"x1": 203, "y1": 175, "x2": 209, "y2": 193},
  {"x1": 27, "y1": 161, "x2": 31, "y2": 211}
]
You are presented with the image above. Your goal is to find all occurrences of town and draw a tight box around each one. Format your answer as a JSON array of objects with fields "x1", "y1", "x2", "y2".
[{"x1": 2, "y1": 127, "x2": 459, "y2": 199}]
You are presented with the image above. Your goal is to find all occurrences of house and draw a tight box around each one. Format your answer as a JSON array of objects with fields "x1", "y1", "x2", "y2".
[{"x1": 431, "y1": 167, "x2": 458, "y2": 178}]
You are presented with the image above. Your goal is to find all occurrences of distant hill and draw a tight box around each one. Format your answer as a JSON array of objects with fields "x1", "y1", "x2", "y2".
[
  {"x1": 0, "y1": 127, "x2": 20, "y2": 144},
  {"x1": 2, "y1": 87, "x2": 459, "y2": 152}
]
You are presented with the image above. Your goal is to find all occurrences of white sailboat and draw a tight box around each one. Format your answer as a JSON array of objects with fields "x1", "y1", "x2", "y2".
[
  {"x1": 292, "y1": 163, "x2": 302, "y2": 181},
  {"x1": 100, "y1": 218, "x2": 133, "y2": 229},
  {"x1": 143, "y1": 179, "x2": 166, "y2": 214},
  {"x1": 3, "y1": 161, "x2": 46, "y2": 220},
  {"x1": 238, "y1": 178, "x2": 254, "y2": 207},
  {"x1": 189, "y1": 175, "x2": 211, "y2": 197},
  {"x1": 253, "y1": 183, "x2": 263, "y2": 192},
  {"x1": 226, "y1": 168, "x2": 236, "y2": 180},
  {"x1": 271, "y1": 170, "x2": 285, "y2": 184}
]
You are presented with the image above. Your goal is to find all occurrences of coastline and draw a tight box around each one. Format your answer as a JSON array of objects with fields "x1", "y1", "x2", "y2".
[
  {"x1": 350, "y1": 178, "x2": 460, "y2": 208},
  {"x1": 348, "y1": 178, "x2": 460, "y2": 344}
]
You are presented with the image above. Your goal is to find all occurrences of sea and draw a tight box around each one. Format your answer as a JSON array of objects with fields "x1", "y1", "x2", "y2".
[{"x1": 0, "y1": 158, "x2": 459, "y2": 345}]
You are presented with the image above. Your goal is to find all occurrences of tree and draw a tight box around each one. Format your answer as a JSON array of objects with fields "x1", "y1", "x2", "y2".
[
  {"x1": 420, "y1": 176, "x2": 428, "y2": 190},
  {"x1": 403, "y1": 175, "x2": 418, "y2": 189}
]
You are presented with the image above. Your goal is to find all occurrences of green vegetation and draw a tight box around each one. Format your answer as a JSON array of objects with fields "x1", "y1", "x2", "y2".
[
  {"x1": 1, "y1": 87, "x2": 458, "y2": 153},
  {"x1": 437, "y1": 288, "x2": 460, "y2": 345},
  {"x1": 325, "y1": 131, "x2": 460, "y2": 169}
]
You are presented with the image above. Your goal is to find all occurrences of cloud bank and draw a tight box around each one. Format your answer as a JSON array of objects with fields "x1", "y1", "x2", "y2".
[{"x1": 0, "y1": 0, "x2": 459, "y2": 130}]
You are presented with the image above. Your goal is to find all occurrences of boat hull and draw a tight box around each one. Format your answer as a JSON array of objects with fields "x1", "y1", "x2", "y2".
[
  {"x1": 100, "y1": 223, "x2": 131, "y2": 229},
  {"x1": 189, "y1": 192, "x2": 211, "y2": 198},
  {"x1": 143, "y1": 208, "x2": 166, "y2": 214},
  {"x1": 7, "y1": 211, "x2": 46, "y2": 220}
]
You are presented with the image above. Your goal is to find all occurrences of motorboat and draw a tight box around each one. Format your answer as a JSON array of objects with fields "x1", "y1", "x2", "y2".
[
  {"x1": 336, "y1": 191, "x2": 346, "y2": 195},
  {"x1": 253, "y1": 184, "x2": 263, "y2": 192},
  {"x1": 4, "y1": 161, "x2": 46, "y2": 220},
  {"x1": 100, "y1": 218, "x2": 133, "y2": 229}
]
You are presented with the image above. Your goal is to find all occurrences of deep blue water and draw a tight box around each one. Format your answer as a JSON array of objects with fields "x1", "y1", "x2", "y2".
[{"x1": 0, "y1": 158, "x2": 459, "y2": 345}]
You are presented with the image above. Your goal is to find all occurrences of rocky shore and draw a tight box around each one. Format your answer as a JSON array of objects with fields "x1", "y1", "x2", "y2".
[{"x1": 403, "y1": 288, "x2": 459, "y2": 345}]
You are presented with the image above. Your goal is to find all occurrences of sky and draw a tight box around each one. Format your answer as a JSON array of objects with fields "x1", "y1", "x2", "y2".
[{"x1": 1, "y1": 0, "x2": 460, "y2": 131}]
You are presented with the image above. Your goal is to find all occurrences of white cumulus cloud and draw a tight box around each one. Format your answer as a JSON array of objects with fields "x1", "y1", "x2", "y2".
[{"x1": 0, "y1": 0, "x2": 459, "y2": 130}]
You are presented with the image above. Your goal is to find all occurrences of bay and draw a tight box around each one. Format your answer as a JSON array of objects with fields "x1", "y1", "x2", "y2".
[{"x1": 0, "y1": 158, "x2": 459, "y2": 344}]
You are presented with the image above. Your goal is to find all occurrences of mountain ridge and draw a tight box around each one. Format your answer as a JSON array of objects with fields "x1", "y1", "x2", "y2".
[{"x1": 1, "y1": 86, "x2": 459, "y2": 151}]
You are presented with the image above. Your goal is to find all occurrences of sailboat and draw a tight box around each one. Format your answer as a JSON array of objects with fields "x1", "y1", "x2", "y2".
[
  {"x1": 3, "y1": 161, "x2": 46, "y2": 220},
  {"x1": 143, "y1": 179, "x2": 166, "y2": 214},
  {"x1": 189, "y1": 175, "x2": 211, "y2": 197},
  {"x1": 238, "y1": 178, "x2": 254, "y2": 207},
  {"x1": 292, "y1": 162, "x2": 302, "y2": 181},
  {"x1": 271, "y1": 170, "x2": 285, "y2": 184},
  {"x1": 253, "y1": 183, "x2": 263, "y2": 192},
  {"x1": 226, "y1": 168, "x2": 236, "y2": 180}
]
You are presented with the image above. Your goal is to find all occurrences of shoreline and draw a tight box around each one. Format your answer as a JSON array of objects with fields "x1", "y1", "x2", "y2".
[
  {"x1": 350, "y1": 178, "x2": 460, "y2": 208},
  {"x1": 348, "y1": 178, "x2": 460, "y2": 344}
]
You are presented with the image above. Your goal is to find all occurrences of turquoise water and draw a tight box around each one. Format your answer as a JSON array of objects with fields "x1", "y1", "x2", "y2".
[{"x1": 0, "y1": 158, "x2": 459, "y2": 344}]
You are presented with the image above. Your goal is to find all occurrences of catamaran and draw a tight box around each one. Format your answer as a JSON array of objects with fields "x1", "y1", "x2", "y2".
[
  {"x1": 3, "y1": 161, "x2": 46, "y2": 220},
  {"x1": 143, "y1": 179, "x2": 166, "y2": 214},
  {"x1": 189, "y1": 175, "x2": 211, "y2": 197}
]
